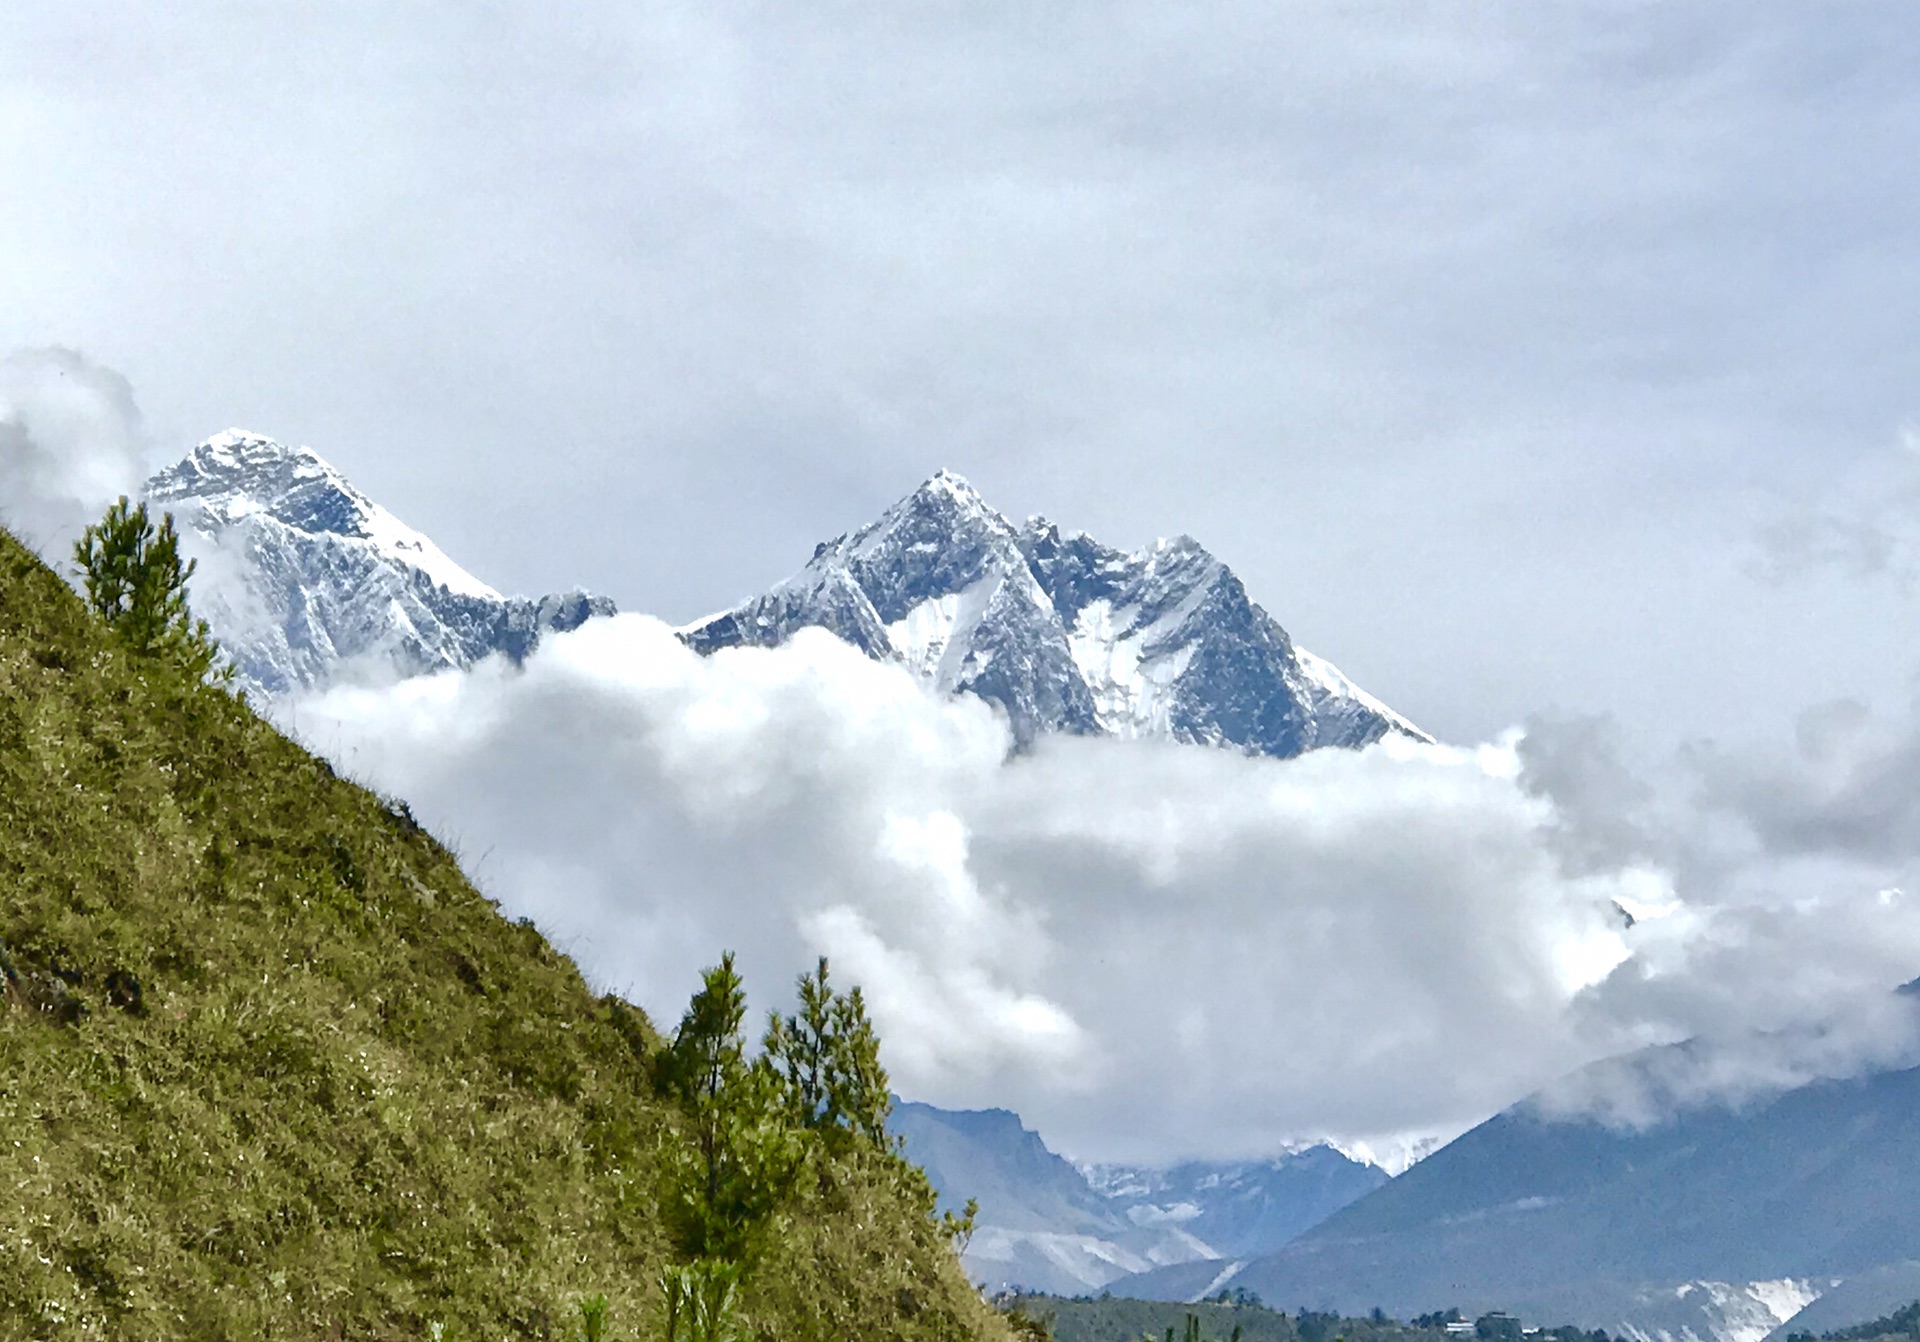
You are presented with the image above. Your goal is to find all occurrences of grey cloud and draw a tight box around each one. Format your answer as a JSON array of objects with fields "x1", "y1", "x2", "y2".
[
  {"x1": 1751, "y1": 513, "x2": 1905, "y2": 585},
  {"x1": 1748, "y1": 435, "x2": 1920, "y2": 587},
  {"x1": 1692, "y1": 696, "x2": 1920, "y2": 866},
  {"x1": 1518, "y1": 713, "x2": 1661, "y2": 876},
  {"x1": 1537, "y1": 989, "x2": 1920, "y2": 1131}
]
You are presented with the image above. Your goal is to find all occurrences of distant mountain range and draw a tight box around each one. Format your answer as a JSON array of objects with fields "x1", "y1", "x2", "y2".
[
  {"x1": 890, "y1": 1101, "x2": 1387, "y2": 1298},
  {"x1": 1104, "y1": 1027, "x2": 1920, "y2": 1342},
  {"x1": 147, "y1": 438, "x2": 1426, "y2": 763},
  {"x1": 888, "y1": 1066, "x2": 1920, "y2": 1342},
  {"x1": 683, "y1": 470, "x2": 1428, "y2": 755},
  {"x1": 144, "y1": 430, "x2": 614, "y2": 698}
]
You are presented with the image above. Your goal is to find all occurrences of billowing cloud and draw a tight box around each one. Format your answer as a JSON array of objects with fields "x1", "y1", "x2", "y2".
[
  {"x1": 286, "y1": 616, "x2": 1920, "y2": 1163},
  {"x1": 0, "y1": 346, "x2": 150, "y2": 561},
  {"x1": 1692, "y1": 694, "x2": 1920, "y2": 866},
  {"x1": 1517, "y1": 712, "x2": 1664, "y2": 877}
]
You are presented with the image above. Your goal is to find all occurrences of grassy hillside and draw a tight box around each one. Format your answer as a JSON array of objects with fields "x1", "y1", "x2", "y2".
[{"x1": 0, "y1": 526, "x2": 1009, "y2": 1341}]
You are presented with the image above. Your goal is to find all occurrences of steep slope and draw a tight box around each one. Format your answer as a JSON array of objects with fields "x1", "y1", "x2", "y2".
[
  {"x1": 891, "y1": 1102, "x2": 1386, "y2": 1297},
  {"x1": 144, "y1": 430, "x2": 614, "y2": 697},
  {"x1": 0, "y1": 527, "x2": 1005, "y2": 1342},
  {"x1": 1109, "y1": 1043, "x2": 1920, "y2": 1342},
  {"x1": 1765, "y1": 1264, "x2": 1920, "y2": 1341},
  {"x1": 684, "y1": 471, "x2": 1427, "y2": 755}
]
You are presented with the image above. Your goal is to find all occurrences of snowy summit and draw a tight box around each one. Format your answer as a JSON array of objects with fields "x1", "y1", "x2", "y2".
[
  {"x1": 683, "y1": 470, "x2": 1428, "y2": 755},
  {"x1": 145, "y1": 430, "x2": 615, "y2": 697}
]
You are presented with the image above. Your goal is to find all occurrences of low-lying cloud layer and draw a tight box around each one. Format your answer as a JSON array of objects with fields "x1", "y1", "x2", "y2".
[
  {"x1": 0, "y1": 347, "x2": 149, "y2": 562},
  {"x1": 287, "y1": 617, "x2": 1920, "y2": 1163}
]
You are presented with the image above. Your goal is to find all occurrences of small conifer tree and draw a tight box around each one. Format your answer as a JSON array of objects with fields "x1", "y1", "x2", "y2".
[
  {"x1": 763, "y1": 956, "x2": 894, "y2": 1147},
  {"x1": 763, "y1": 956, "x2": 836, "y2": 1127},
  {"x1": 828, "y1": 981, "x2": 892, "y2": 1147},
  {"x1": 73, "y1": 495, "x2": 229, "y2": 683},
  {"x1": 659, "y1": 953, "x2": 800, "y2": 1264}
]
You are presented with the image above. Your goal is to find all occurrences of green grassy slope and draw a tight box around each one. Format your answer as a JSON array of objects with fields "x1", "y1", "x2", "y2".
[{"x1": 0, "y1": 527, "x2": 1007, "y2": 1342}]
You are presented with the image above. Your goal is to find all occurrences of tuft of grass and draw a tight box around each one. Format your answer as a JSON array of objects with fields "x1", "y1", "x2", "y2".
[{"x1": 0, "y1": 527, "x2": 1009, "y2": 1342}]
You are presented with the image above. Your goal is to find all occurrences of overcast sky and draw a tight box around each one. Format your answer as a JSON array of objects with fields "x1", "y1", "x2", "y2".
[{"x1": 10, "y1": 3, "x2": 1920, "y2": 1161}]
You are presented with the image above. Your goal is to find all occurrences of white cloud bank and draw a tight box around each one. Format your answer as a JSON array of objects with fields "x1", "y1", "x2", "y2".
[
  {"x1": 286, "y1": 616, "x2": 1920, "y2": 1164},
  {"x1": 0, "y1": 347, "x2": 149, "y2": 561}
]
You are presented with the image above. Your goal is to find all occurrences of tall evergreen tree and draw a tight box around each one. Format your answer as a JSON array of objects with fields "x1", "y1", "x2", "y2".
[{"x1": 72, "y1": 496, "x2": 228, "y2": 683}]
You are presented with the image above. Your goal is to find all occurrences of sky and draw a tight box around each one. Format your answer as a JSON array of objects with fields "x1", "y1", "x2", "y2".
[{"x1": 9, "y1": 3, "x2": 1920, "y2": 1163}]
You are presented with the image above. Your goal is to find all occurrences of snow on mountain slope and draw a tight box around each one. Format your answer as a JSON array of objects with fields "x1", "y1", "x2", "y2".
[
  {"x1": 889, "y1": 1101, "x2": 1209, "y2": 1295},
  {"x1": 1296, "y1": 648, "x2": 1429, "y2": 749},
  {"x1": 145, "y1": 430, "x2": 615, "y2": 697},
  {"x1": 890, "y1": 1101, "x2": 1387, "y2": 1297},
  {"x1": 684, "y1": 470, "x2": 1429, "y2": 756},
  {"x1": 1082, "y1": 1147, "x2": 1390, "y2": 1261},
  {"x1": 1634, "y1": 1279, "x2": 1826, "y2": 1342},
  {"x1": 152, "y1": 429, "x2": 502, "y2": 599}
]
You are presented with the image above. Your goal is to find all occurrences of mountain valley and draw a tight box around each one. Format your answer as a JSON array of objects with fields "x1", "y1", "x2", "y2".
[{"x1": 891, "y1": 1102, "x2": 1387, "y2": 1297}]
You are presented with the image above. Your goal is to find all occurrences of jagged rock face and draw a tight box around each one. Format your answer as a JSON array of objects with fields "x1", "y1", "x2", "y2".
[
  {"x1": 145, "y1": 430, "x2": 615, "y2": 698},
  {"x1": 684, "y1": 470, "x2": 1427, "y2": 755}
]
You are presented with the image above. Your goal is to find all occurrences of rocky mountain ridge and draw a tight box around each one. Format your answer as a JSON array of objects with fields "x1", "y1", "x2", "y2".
[
  {"x1": 684, "y1": 470, "x2": 1428, "y2": 755},
  {"x1": 143, "y1": 430, "x2": 614, "y2": 698}
]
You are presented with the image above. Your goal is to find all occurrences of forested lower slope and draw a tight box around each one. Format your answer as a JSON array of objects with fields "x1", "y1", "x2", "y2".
[{"x1": 0, "y1": 525, "x2": 1005, "y2": 1341}]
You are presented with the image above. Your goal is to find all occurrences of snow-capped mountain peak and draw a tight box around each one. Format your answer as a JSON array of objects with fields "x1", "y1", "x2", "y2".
[
  {"x1": 686, "y1": 472, "x2": 1429, "y2": 757},
  {"x1": 839, "y1": 470, "x2": 1028, "y2": 617},
  {"x1": 148, "y1": 429, "x2": 502, "y2": 601},
  {"x1": 918, "y1": 466, "x2": 995, "y2": 510},
  {"x1": 143, "y1": 430, "x2": 613, "y2": 697}
]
